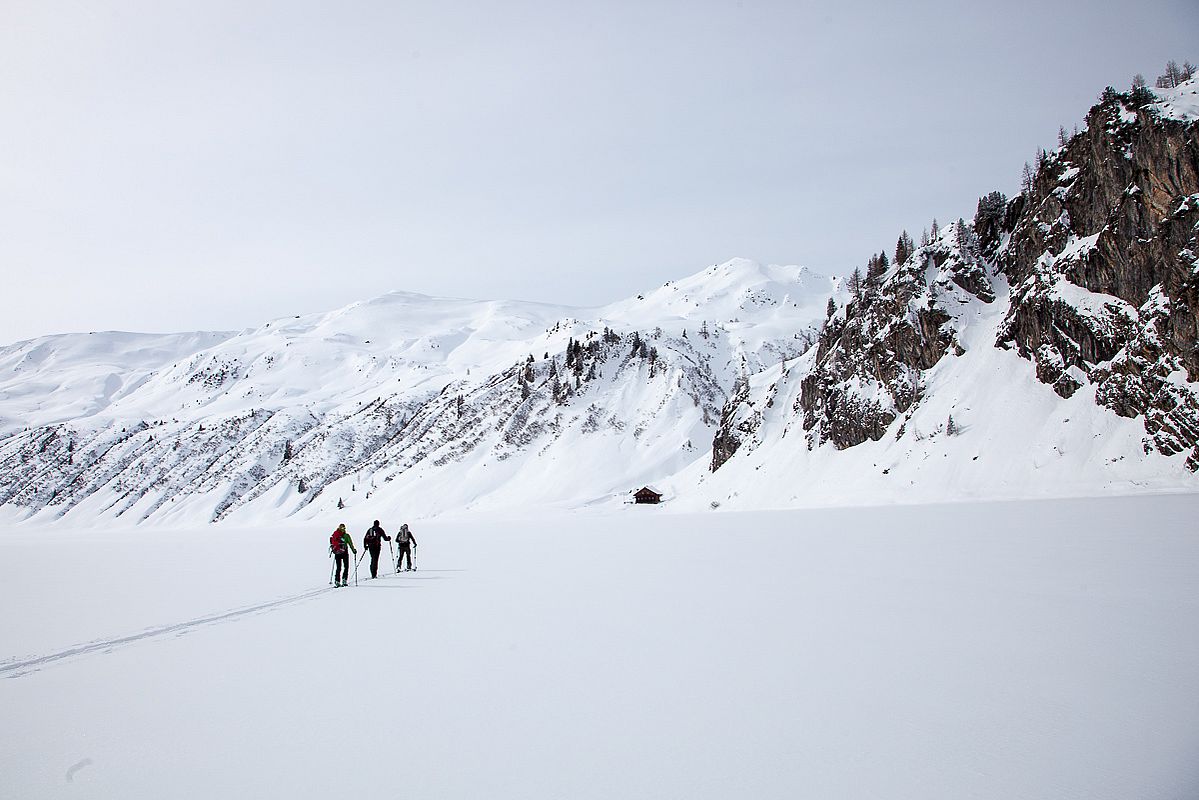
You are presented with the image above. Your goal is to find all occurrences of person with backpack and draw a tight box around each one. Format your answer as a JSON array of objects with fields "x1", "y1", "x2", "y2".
[
  {"x1": 329, "y1": 523, "x2": 357, "y2": 587},
  {"x1": 363, "y1": 519, "x2": 391, "y2": 579},
  {"x1": 395, "y1": 523, "x2": 418, "y2": 571}
]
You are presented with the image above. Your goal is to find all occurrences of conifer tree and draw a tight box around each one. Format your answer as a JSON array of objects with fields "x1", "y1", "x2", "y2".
[
  {"x1": 1164, "y1": 60, "x2": 1183, "y2": 88},
  {"x1": 975, "y1": 191, "x2": 1006, "y2": 224},
  {"x1": 866, "y1": 252, "x2": 888, "y2": 287},
  {"x1": 846, "y1": 267, "x2": 864, "y2": 297},
  {"x1": 894, "y1": 231, "x2": 915, "y2": 266},
  {"x1": 1129, "y1": 83, "x2": 1155, "y2": 108}
]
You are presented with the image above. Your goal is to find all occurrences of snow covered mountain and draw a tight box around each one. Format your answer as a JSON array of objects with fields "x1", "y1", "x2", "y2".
[
  {"x1": 701, "y1": 78, "x2": 1199, "y2": 508},
  {"x1": 0, "y1": 331, "x2": 234, "y2": 433},
  {"x1": 0, "y1": 260, "x2": 840, "y2": 524},
  {"x1": 3, "y1": 78, "x2": 1198, "y2": 525}
]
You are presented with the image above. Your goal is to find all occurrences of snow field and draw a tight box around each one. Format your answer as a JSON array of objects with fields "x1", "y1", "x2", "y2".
[{"x1": 2, "y1": 495, "x2": 1197, "y2": 799}]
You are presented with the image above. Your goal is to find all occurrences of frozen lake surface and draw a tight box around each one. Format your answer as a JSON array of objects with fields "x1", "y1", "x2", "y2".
[{"x1": 2, "y1": 495, "x2": 1197, "y2": 799}]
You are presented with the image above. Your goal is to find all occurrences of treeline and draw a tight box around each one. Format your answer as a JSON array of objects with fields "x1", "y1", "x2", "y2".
[
  {"x1": 1017, "y1": 59, "x2": 1196, "y2": 196},
  {"x1": 1143, "y1": 59, "x2": 1196, "y2": 90}
]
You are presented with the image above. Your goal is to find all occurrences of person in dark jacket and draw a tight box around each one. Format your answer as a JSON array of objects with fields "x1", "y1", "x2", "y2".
[
  {"x1": 395, "y1": 523, "x2": 418, "y2": 571},
  {"x1": 363, "y1": 520, "x2": 391, "y2": 578},
  {"x1": 329, "y1": 523, "x2": 357, "y2": 587}
]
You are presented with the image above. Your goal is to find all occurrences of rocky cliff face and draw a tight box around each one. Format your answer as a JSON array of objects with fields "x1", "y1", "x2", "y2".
[
  {"x1": 996, "y1": 87, "x2": 1199, "y2": 468},
  {"x1": 711, "y1": 222, "x2": 993, "y2": 470},
  {"x1": 796, "y1": 225, "x2": 992, "y2": 453},
  {"x1": 711, "y1": 79, "x2": 1199, "y2": 472}
]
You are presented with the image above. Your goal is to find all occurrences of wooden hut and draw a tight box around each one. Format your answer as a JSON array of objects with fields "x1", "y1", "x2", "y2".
[{"x1": 634, "y1": 486, "x2": 663, "y2": 504}]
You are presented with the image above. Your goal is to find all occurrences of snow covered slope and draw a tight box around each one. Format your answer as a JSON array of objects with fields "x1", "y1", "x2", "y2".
[
  {"x1": 0, "y1": 260, "x2": 841, "y2": 524},
  {"x1": 702, "y1": 78, "x2": 1199, "y2": 507},
  {"x1": 0, "y1": 331, "x2": 233, "y2": 434},
  {"x1": 2, "y1": 78, "x2": 1198, "y2": 525},
  {"x1": 694, "y1": 246, "x2": 1195, "y2": 511}
]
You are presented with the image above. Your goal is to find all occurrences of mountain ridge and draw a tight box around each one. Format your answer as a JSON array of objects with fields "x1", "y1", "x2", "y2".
[
  {"x1": 0, "y1": 258, "x2": 838, "y2": 524},
  {"x1": 4, "y1": 77, "x2": 1199, "y2": 525}
]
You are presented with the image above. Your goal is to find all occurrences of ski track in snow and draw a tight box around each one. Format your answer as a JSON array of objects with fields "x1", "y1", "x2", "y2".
[
  {"x1": 2, "y1": 506, "x2": 1196, "y2": 800},
  {"x1": 0, "y1": 583, "x2": 343, "y2": 679}
]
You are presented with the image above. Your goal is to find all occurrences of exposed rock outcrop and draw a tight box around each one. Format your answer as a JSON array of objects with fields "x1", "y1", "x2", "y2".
[
  {"x1": 795, "y1": 224, "x2": 990, "y2": 451},
  {"x1": 710, "y1": 375, "x2": 753, "y2": 471},
  {"x1": 710, "y1": 80, "x2": 1199, "y2": 471},
  {"x1": 709, "y1": 222, "x2": 997, "y2": 464},
  {"x1": 996, "y1": 88, "x2": 1199, "y2": 467}
]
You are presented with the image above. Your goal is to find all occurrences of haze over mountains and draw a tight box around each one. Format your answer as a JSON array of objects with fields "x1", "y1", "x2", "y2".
[{"x1": 3, "y1": 78, "x2": 1198, "y2": 525}]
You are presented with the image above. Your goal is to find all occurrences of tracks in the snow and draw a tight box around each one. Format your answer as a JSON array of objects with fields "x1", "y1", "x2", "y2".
[{"x1": 2, "y1": 584, "x2": 339, "y2": 679}]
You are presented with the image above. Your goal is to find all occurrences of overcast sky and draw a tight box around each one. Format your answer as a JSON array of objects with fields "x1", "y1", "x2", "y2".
[{"x1": 1, "y1": 0, "x2": 1195, "y2": 345}]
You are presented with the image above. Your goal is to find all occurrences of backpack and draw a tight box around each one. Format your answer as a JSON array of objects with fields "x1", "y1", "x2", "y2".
[
  {"x1": 364, "y1": 529, "x2": 379, "y2": 547},
  {"x1": 397, "y1": 527, "x2": 411, "y2": 544},
  {"x1": 330, "y1": 531, "x2": 347, "y2": 555}
]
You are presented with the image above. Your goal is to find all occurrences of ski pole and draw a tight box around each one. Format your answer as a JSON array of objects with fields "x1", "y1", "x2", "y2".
[
  {"x1": 388, "y1": 539, "x2": 395, "y2": 575},
  {"x1": 329, "y1": 553, "x2": 336, "y2": 585},
  {"x1": 355, "y1": 552, "x2": 363, "y2": 586}
]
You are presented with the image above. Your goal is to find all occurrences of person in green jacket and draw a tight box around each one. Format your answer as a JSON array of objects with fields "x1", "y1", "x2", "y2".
[{"x1": 329, "y1": 523, "x2": 357, "y2": 587}]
